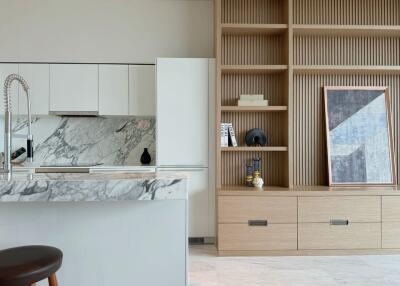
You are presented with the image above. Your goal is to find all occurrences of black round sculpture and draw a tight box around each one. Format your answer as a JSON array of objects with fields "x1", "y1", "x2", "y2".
[{"x1": 245, "y1": 129, "x2": 267, "y2": 147}]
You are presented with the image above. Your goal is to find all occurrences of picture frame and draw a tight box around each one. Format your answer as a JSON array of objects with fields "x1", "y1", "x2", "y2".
[{"x1": 324, "y1": 86, "x2": 397, "y2": 186}]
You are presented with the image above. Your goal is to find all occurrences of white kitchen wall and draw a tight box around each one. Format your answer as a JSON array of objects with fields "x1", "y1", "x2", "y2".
[{"x1": 0, "y1": 0, "x2": 214, "y2": 63}]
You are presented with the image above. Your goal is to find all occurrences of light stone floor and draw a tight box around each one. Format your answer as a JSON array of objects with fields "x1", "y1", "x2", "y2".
[{"x1": 189, "y1": 245, "x2": 400, "y2": 286}]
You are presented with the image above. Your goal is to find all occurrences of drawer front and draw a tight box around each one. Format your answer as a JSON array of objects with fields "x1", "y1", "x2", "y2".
[
  {"x1": 382, "y1": 196, "x2": 400, "y2": 222},
  {"x1": 383, "y1": 222, "x2": 400, "y2": 248},
  {"x1": 218, "y1": 196, "x2": 297, "y2": 223},
  {"x1": 299, "y1": 223, "x2": 381, "y2": 250},
  {"x1": 218, "y1": 223, "x2": 297, "y2": 251},
  {"x1": 298, "y1": 196, "x2": 381, "y2": 223}
]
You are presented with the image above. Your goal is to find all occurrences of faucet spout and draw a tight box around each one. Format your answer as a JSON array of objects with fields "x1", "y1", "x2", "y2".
[{"x1": 3, "y1": 74, "x2": 34, "y2": 174}]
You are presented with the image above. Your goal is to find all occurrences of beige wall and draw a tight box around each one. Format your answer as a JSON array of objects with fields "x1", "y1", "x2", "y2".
[{"x1": 0, "y1": 0, "x2": 214, "y2": 63}]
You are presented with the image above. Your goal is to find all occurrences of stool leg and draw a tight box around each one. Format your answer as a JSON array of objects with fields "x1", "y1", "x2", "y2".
[{"x1": 48, "y1": 273, "x2": 58, "y2": 286}]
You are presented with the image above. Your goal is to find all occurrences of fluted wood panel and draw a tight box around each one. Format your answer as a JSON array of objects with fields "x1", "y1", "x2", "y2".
[
  {"x1": 293, "y1": 74, "x2": 400, "y2": 185},
  {"x1": 221, "y1": 73, "x2": 286, "y2": 106},
  {"x1": 294, "y1": 0, "x2": 400, "y2": 25},
  {"x1": 222, "y1": 34, "x2": 285, "y2": 65},
  {"x1": 221, "y1": 152, "x2": 286, "y2": 186},
  {"x1": 294, "y1": 36, "x2": 400, "y2": 66},
  {"x1": 222, "y1": 0, "x2": 285, "y2": 24}
]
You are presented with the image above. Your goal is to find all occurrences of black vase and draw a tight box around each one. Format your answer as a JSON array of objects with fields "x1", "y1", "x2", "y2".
[{"x1": 140, "y1": 148, "x2": 152, "y2": 165}]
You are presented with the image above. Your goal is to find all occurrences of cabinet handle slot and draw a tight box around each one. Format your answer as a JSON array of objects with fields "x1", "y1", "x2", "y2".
[
  {"x1": 248, "y1": 220, "x2": 268, "y2": 226},
  {"x1": 330, "y1": 219, "x2": 349, "y2": 226}
]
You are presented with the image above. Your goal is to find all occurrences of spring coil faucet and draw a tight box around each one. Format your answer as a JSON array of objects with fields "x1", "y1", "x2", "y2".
[{"x1": 2, "y1": 74, "x2": 33, "y2": 175}]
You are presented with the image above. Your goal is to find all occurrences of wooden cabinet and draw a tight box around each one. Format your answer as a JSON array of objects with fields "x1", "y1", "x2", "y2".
[
  {"x1": 219, "y1": 196, "x2": 297, "y2": 223},
  {"x1": 0, "y1": 64, "x2": 19, "y2": 114},
  {"x1": 382, "y1": 197, "x2": 400, "y2": 248},
  {"x1": 50, "y1": 64, "x2": 99, "y2": 114},
  {"x1": 298, "y1": 223, "x2": 381, "y2": 250},
  {"x1": 99, "y1": 65, "x2": 129, "y2": 116},
  {"x1": 129, "y1": 65, "x2": 155, "y2": 116},
  {"x1": 298, "y1": 196, "x2": 381, "y2": 223},
  {"x1": 18, "y1": 64, "x2": 50, "y2": 115},
  {"x1": 219, "y1": 223, "x2": 297, "y2": 251}
]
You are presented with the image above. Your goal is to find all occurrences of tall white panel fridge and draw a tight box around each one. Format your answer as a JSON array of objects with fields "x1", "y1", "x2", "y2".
[{"x1": 156, "y1": 58, "x2": 215, "y2": 239}]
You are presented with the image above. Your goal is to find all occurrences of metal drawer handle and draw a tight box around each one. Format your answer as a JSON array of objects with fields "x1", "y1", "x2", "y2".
[
  {"x1": 248, "y1": 220, "x2": 268, "y2": 227},
  {"x1": 330, "y1": 219, "x2": 349, "y2": 226}
]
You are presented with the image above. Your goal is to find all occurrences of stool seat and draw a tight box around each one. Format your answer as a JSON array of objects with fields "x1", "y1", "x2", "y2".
[{"x1": 0, "y1": 245, "x2": 63, "y2": 286}]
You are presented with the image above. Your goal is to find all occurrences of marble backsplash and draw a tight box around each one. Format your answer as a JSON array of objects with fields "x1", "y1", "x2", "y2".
[{"x1": 0, "y1": 116, "x2": 156, "y2": 166}]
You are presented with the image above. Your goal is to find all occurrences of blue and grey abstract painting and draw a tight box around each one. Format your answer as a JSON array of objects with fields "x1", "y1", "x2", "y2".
[{"x1": 326, "y1": 88, "x2": 394, "y2": 185}]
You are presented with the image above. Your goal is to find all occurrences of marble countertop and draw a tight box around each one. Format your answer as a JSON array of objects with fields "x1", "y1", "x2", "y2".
[{"x1": 0, "y1": 172, "x2": 187, "y2": 202}]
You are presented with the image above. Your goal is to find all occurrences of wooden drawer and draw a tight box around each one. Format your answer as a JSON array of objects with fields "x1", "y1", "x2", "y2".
[
  {"x1": 218, "y1": 196, "x2": 297, "y2": 223},
  {"x1": 383, "y1": 222, "x2": 400, "y2": 248},
  {"x1": 218, "y1": 223, "x2": 297, "y2": 251},
  {"x1": 298, "y1": 196, "x2": 381, "y2": 223},
  {"x1": 383, "y1": 196, "x2": 400, "y2": 222},
  {"x1": 299, "y1": 223, "x2": 381, "y2": 250}
]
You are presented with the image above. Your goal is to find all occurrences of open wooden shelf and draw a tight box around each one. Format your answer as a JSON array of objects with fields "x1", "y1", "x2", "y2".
[
  {"x1": 221, "y1": 146, "x2": 288, "y2": 152},
  {"x1": 293, "y1": 25, "x2": 400, "y2": 36},
  {"x1": 221, "y1": 106, "x2": 287, "y2": 112},
  {"x1": 293, "y1": 65, "x2": 400, "y2": 75},
  {"x1": 222, "y1": 24, "x2": 288, "y2": 35}
]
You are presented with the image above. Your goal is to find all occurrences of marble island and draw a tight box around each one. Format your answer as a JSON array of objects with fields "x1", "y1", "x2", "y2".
[{"x1": 0, "y1": 172, "x2": 187, "y2": 202}]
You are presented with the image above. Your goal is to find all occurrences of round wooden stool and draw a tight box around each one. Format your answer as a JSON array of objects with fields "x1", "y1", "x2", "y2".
[{"x1": 0, "y1": 245, "x2": 63, "y2": 286}]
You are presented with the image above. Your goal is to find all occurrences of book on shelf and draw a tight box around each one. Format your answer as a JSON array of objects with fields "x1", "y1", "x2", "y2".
[
  {"x1": 227, "y1": 123, "x2": 238, "y2": 147},
  {"x1": 221, "y1": 123, "x2": 238, "y2": 147},
  {"x1": 240, "y1": 94, "x2": 264, "y2": 101},
  {"x1": 220, "y1": 123, "x2": 229, "y2": 147},
  {"x1": 238, "y1": 99, "x2": 269, "y2": 107}
]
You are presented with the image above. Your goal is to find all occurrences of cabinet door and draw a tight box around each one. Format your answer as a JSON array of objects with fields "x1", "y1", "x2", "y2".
[
  {"x1": 0, "y1": 64, "x2": 19, "y2": 114},
  {"x1": 99, "y1": 65, "x2": 129, "y2": 115},
  {"x1": 156, "y1": 58, "x2": 209, "y2": 167},
  {"x1": 208, "y1": 59, "x2": 216, "y2": 237},
  {"x1": 129, "y1": 65, "x2": 155, "y2": 116},
  {"x1": 158, "y1": 168, "x2": 209, "y2": 238},
  {"x1": 18, "y1": 64, "x2": 50, "y2": 115},
  {"x1": 50, "y1": 64, "x2": 98, "y2": 113}
]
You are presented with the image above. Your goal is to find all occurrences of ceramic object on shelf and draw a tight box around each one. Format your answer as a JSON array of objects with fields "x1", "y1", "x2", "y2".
[
  {"x1": 140, "y1": 148, "x2": 152, "y2": 165},
  {"x1": 245, "y1": 129, "x2": 267, "y2": 146},
  {"x1": 252, "y1": 176, "x2": 264, "y2": 189},
  {"x1": 245, "y1": 163, "x2": 254, "y2": 187}
]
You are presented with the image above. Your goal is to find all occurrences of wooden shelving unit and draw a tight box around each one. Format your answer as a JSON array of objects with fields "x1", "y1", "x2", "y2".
[{"x1": 215, "y1": 0, "x2": 400, "y2": 256}]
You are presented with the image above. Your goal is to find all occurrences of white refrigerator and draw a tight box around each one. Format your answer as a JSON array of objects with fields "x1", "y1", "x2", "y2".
[{"x1": 156, "y1": 58, "x2": 215, "y2": 238}]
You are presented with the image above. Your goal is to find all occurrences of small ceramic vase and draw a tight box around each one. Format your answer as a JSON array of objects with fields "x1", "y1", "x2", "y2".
[
  {"x1": 140, "y1": 148, "x2": 152, "y2": 165},
  {"x1": 252, "y1": 176, "x2": 264, "y2": 189}
]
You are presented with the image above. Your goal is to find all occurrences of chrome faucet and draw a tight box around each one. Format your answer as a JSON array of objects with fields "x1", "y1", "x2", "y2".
[{"x1": 2, "y1": 74, "x2": 33, "y2": 175}]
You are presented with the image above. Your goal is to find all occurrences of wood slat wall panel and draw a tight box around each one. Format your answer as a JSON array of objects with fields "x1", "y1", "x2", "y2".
[
  {"x1": 221, "y1": 73, "x2": 285, "y2": 106},
  {"x1": 222, "y1": 0, "x2": 285, "y2": 24},
  {"x1": 222, "y1": 34, "x2": 285, "y2": 65},
  {"x1": 293, "y1": 36, "x2": 400, "y2": 66},
  {"x1": 221, "y1": 152, "x2": 287, "y2": 186},
  {"x1": 293, "y1": 74, "x2": 400, "y2": 185},
  {"x1": 293, "y1": 0, "x2": 400, "y2": 25}
]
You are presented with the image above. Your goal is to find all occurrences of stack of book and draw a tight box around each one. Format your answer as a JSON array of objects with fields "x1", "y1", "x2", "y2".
[
  {"x1": 220, "y1": 123, "x2": 238, "y2": 147},
  {"x1": 238, "y1": 94, "x2": 268, "y2": 107}
]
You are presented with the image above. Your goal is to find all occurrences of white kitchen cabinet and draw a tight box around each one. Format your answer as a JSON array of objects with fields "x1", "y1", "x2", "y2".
[
  {"x1": 208, "y1": 59, "x2": 216, "y2": 237},
  {"x1": 99, "y1": 65, "x2": 129, "y2": 115},
  {"x1": 129, "y1": 65, "x2": 155, "y2": 116},
  {"x1": 49, "y1": 64, "x2": 98, "y2": 114},
  {"x1": 159, "y1": 167, "x2": 209, "y2": 238},
  {"x1": 0, "y1": 64, "x2": 19, "y2": 114},
  {"x1": 18, "y1": 64, "x2": 50, "y2": 115},
  {"x1": 156, "y1": 58, "x2": 209, "y2": 167}
]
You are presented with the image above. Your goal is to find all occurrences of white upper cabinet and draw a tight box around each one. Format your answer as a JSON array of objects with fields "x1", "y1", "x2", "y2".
[
  {"x1": 49, "y1": 64, "x2": 99, "y2": 114},
  {"x1": 18, "y1": 64, "x2": 50, "y2": 115},
  {"x1": 156, "y1": 58, "x2": 209, "y2": 167},
  {"x1": 0, "y1": 64, "x2": 19, "y2": 114},
  {"x1": 99, "y1": 65, "x2": 129, "y2": 116},
  {"x1": 129, "y1": 65, "x2": 156, "y2": 116}
]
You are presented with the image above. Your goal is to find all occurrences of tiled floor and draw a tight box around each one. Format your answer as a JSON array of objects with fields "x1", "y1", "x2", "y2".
[{"x1": 189, "y1": 245, "x2": 400, "y2": 286}]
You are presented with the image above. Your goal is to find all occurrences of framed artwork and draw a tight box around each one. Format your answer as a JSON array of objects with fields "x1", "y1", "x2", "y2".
[{"x1": 324, "y1": 86, "x2": 396, "y2": 186}]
